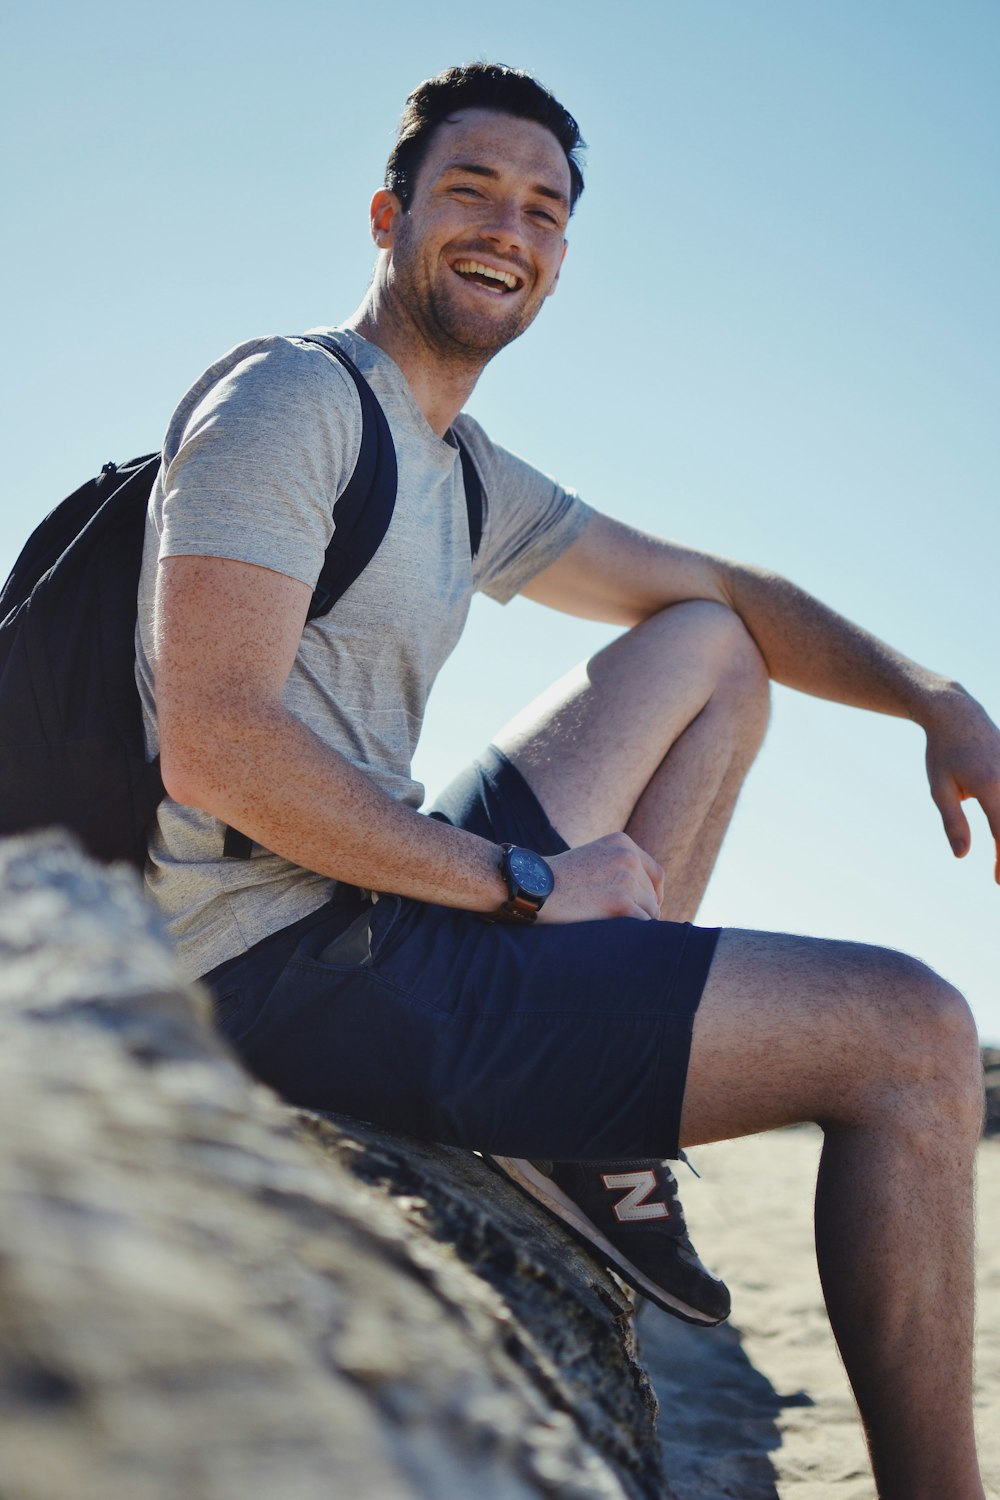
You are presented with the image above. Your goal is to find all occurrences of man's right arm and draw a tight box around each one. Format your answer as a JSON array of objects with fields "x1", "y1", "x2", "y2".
[{"x1": 154, "y1": 553, "x2": 662, "y2": 922}]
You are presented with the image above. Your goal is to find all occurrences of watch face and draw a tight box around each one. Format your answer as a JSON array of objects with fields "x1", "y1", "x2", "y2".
[{"x1": 508, "y1": 846, "x2": 555, "y2": 900}]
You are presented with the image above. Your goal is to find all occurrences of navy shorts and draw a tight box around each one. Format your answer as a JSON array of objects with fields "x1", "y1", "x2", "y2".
[{"x1": 205, "y1": 746, "x2": 720, "y2": 1160}]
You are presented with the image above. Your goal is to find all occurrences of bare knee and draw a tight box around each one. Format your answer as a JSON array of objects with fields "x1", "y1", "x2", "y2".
[
  {"x1": 647, "y1": 599, "x2": 771, "y2": 724},
  {"x1": 838, "y1": 949, "x2": 983, "y2": 1139},
  {"x1": 715, "y1": 607, "x2": 771, "y2": 734},
  {"x1": 900, "y1": 965, "x2": 983, "y2": 1132},
  {"x1": 683, "y1": 931, "x2": 982, "y2": 1148}
]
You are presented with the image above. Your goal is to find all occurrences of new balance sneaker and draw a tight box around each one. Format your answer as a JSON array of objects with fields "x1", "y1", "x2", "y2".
[{"x1": 486, "y1": 1155, "x2": 730, "y2": 1326}]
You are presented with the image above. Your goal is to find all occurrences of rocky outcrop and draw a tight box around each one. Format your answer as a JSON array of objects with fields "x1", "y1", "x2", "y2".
[{"x1": 0, "y1": 833, "x2": 668, "y2": 1500}]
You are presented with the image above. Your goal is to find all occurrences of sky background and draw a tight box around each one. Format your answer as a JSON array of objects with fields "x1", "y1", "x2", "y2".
[{"x1": 3, "y1": 1, "x2": 998, "y2": 1039}]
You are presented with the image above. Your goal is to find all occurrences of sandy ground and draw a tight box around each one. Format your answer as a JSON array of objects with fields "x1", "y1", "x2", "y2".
[{"x1": 638, "y1": 1126, "x2": 1000, "y2": 1499}]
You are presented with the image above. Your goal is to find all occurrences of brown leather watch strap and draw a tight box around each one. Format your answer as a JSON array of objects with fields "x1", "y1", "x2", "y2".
[{"x1": 493, "y1": 892, "x2": 542, "y2": 924}]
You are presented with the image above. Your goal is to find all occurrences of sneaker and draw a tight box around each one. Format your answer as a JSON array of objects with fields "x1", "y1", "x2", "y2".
[{"x1": 485, "y1": 1155, "x2": 730, "y2": 1326}]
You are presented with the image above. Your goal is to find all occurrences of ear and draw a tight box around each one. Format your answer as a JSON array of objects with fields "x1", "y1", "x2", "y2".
[
  {"x1": 545, "y1": 239, "x2": 569, "y2": 298},
  {"x1": 370, "y1": 189, "x2": 403, "y2": 249}
]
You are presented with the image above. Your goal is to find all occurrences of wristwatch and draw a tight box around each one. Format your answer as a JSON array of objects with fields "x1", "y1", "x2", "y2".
[{"x1": 491, "y1": 842, "x2": 555, "y2": 924}]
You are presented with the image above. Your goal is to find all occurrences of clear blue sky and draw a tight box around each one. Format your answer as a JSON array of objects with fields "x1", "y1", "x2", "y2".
[{"x1": 3, "y1": 1, "x2": 998, "y2": 1037}]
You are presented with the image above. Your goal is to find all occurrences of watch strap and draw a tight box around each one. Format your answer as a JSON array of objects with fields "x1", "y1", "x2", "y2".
[
  {"x1": 487, "y1": 841, "x2": 549, "y2": 924},
  {"x1": 494, "y1": 891, "x2": 544, "y2": 924}
]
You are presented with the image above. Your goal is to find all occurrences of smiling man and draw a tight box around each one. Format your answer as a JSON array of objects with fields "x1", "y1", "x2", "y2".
[
  {"x1": 373, "y1": 109, "x2": 570, "y2": 365},
  {"x1": 139, "y1": 64, "x2": 996, "y2": 1498}
]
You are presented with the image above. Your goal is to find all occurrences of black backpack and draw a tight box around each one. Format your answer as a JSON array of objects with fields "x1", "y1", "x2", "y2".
[{"x1": 0, "y1": 337, "x2": 483, "y2": 869}]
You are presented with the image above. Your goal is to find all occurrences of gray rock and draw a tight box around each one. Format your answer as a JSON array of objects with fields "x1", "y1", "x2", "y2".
[{"x1": 0, "y1": 832, "x2": 670, "y2": 1500}]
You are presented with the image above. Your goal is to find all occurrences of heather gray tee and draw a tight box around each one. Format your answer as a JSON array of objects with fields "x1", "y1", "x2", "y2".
[{"x1": 135, "y1": 328, "x2": 592, "y2": 979}]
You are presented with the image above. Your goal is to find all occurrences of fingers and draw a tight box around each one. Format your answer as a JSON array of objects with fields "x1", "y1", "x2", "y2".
[
  {"x1": 544, "y1": 832, "x2": 665, "y2": 923},
  {"x1": 973, "y1": 775, "x2": 1000, "y2": 883},
  {"x1": 929, "y1": 770, "x2": 1000, "y2": 881},
  {"x1": 630, "y1": 876, "x2": 662, "y2": 922},
  {"x1": 638, "y1": 844, "x2": 667, "y2": 912},
  {"x1": 981, "y1": 789, "x2": 1000, "y2": 885},
  {"x1": 930, "y1": 775, "x2": 971, "y2": 859},
  {"x1": 606, "y1": 831, "x2": 663, "y2": 919},
  {"x1": 923, "y1": 694, "x2": 1000, "y2": 882}
]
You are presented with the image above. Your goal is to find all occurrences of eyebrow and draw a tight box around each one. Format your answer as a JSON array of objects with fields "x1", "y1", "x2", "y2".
[{"x1": 441, "y1": 160, "x2": 569, "y2": 209}]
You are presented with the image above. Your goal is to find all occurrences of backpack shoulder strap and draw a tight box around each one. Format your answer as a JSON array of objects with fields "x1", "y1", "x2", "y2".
[
  {"x1": 453, "y1": 432, "x2": 483, "y2": 561},
  {"x1": 296, "y1": 334, "x2": 398, "y2": 621},
  {"x1": 300, "y1": 335, "x2": 483, "y2": 573}
]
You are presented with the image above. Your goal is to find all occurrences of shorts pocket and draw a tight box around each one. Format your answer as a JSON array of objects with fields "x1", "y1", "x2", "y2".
[
  {"x1": 297, "y1": 893, "x2": 402, "y2": 971},
  {"x1": 314, "y1": 908, "x2": 378, "y2": 967},
  {"x1": 212, "y1": 989, "x2": 244, "y2": 1029},
  {"x1": 212, "y1": 986, "x2": 271, "y2": 1047}
]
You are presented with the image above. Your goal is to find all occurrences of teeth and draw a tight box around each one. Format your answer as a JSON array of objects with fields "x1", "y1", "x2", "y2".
[{"x1": 454, "y1": 260, "x2": 519, "y2": 290}]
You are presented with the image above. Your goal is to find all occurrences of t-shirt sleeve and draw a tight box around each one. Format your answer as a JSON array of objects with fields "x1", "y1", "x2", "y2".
[
  {"x1": 455, "y1": 415, "x2": 594, "y2": 604},
  {"x1": 158, "y1": 339, "x2": 363, "y2": 589}
]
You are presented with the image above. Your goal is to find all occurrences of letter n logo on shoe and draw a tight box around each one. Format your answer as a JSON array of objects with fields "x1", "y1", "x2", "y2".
[{"x1": 600, "y1": 1169, "x2": 671, "y2": 1223}]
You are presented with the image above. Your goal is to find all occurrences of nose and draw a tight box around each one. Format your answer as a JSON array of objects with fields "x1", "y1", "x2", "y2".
[{"x1": 479, "y1": 196, "x2": 524, "y2": 253}]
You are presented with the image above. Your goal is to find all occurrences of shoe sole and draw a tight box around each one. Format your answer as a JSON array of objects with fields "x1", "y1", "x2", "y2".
[{"x1": 486, "y1": 1155, "x2": 727, "y2": 1327}]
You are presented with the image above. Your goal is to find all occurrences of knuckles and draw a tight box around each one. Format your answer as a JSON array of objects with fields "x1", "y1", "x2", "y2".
[
  {"x1": 551, "y1": 831, "x2": 661, "y2": 922},
  {"x1": 599, "y1": 830, "x2": 644, "y2": 866}
]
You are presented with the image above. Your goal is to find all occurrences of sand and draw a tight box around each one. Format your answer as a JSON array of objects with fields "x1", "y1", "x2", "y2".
[{"x1": 638, "y1": 1126, "x2": 1000, "y2": 1498}]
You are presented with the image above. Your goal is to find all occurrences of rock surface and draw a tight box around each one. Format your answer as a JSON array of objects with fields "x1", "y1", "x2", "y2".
[{"x1": 0, "y1": 833, "x2": 668, "y2": 1500}]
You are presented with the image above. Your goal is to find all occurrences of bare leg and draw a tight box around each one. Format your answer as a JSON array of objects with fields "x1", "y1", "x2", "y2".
[
  {"x1": 493, "y1": 602, "x2": 984, "y2": 1496},
  {"x1": 682, "y1": 931, "x2": 985, "y2": 1500},
  {"x1": 495, "y1": 599, "x2": 771, "y2": 917}
]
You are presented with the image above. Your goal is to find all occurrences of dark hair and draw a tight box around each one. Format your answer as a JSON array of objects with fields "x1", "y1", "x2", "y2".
[{"x1": 385, "y1": 62, "x2": 585, "y2": 214}]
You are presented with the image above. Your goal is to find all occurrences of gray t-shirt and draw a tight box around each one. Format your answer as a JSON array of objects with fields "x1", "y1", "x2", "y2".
[{"x1": 136, "y1": 327, "x2": 592, "y2": 979}]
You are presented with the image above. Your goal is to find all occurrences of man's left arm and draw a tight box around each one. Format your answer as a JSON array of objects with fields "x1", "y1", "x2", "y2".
[{"x1": 521, "y1": 511, "x2": 1000, "y2": 880}]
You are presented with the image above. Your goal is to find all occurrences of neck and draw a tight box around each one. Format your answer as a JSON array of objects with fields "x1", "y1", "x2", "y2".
[{"x1": 344, "y1": 287, "x2": 487, "y2": 438}]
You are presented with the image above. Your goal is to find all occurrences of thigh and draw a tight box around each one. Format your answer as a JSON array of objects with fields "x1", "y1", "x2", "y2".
[
  {"x1": 366, "y1": 900, "x2": 721, "y2": 1160},
  {"x1": 426, "y1": 743, "x2": 569, "y2": 855},
  {"x1": 213, "y1": 869, "x2": 721, "y2": 1161},
  {"x1": 491, "y1": 600, "x2": 760, "y2": 846},
  {"x1": 679, "y1": 928, "x2": 950, "y2": 1147}
]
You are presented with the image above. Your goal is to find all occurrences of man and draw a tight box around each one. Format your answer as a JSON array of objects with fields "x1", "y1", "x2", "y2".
[{"x1": 138, "y1": 63, "x2": 996, "y2": 1497}]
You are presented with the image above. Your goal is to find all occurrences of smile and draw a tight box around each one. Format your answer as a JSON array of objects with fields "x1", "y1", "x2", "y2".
[{"x1": 452, "y1": 259, "x2": 524, "y2": 294}]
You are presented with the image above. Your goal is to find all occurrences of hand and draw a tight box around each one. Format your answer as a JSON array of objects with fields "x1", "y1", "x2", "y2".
[
  {"x1": 539, "y1": 832, "x2": 665, "y2": 923},
  {"x1": 923, "y1": 687, "x2": 1000, "y2": 883}
]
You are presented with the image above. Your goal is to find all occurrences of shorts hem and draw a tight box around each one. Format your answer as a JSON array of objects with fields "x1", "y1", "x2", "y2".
[{"x1": 642, "y1": 923, "x2": 721, "y2": 1159}]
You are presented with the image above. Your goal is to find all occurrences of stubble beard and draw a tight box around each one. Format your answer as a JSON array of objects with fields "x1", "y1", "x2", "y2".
[{"x1": 389, "y1": 225, "x2": 543, "y2": 370}]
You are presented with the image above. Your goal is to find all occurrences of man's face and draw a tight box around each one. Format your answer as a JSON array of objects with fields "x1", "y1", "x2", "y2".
[{"x1": 376, "y1": 108, "x2": 571, "y2": 361}]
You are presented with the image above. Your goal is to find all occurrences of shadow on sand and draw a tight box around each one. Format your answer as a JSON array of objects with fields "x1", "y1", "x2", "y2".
[{"x1": 638, "y1": 1304, "x2": 813, "y2": 1499}]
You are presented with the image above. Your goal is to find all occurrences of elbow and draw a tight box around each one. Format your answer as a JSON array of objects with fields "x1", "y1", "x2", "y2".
[
  {"x1": 158, "y1": 713, "x2": 233, "y2": 814},
  {"x1": 159, "y1": 736, "x2": 213, "y2": 812},
  {"x1": 158, "y1": 694, "x2": 280, "y2": 815},
  {"x1": 156, "y1": 684, "x2": 286, "y2": 814}
]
